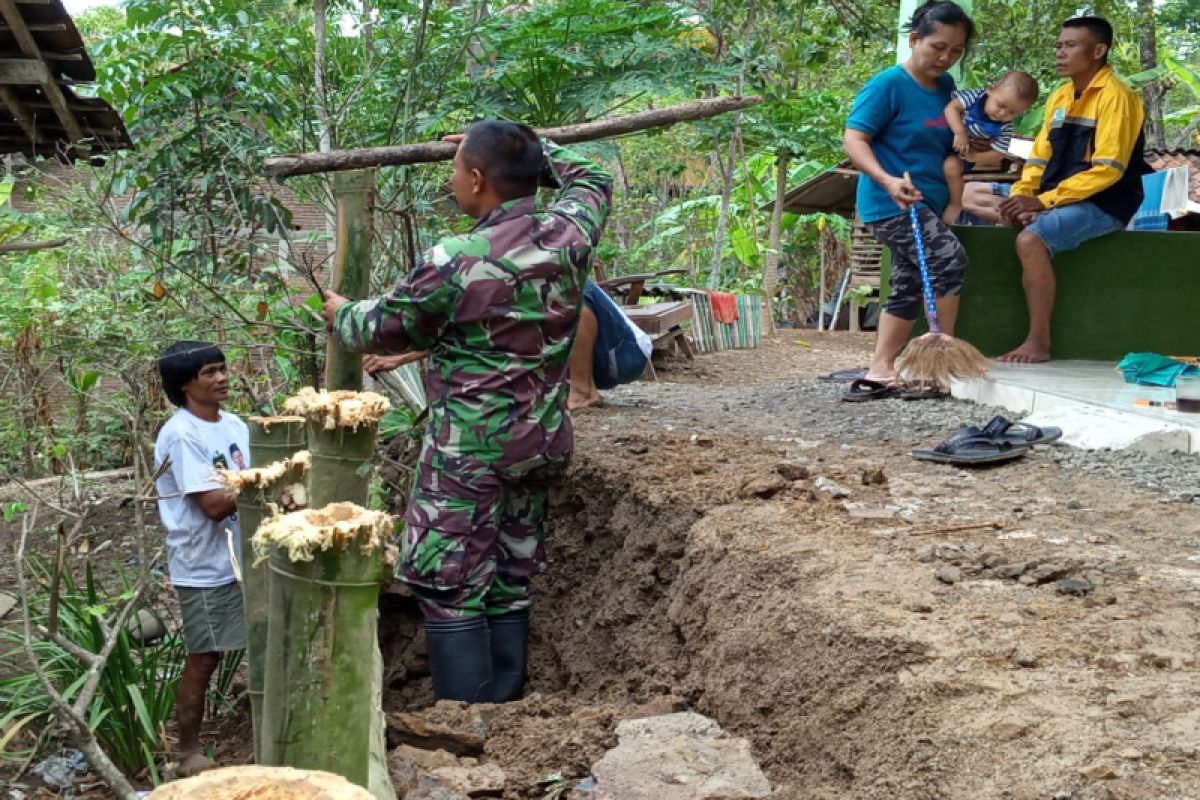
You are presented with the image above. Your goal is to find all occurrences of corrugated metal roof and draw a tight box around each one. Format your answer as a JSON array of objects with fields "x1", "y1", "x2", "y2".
[
  {"x1": 0, "y1": 0, "x2": 129, "y2": 160},
  {"x1": 780, "y1": 160, "x2": 858, "y2": 217}
]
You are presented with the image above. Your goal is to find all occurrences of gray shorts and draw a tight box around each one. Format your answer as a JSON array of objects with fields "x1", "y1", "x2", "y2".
[
  {"x1": 177, "y1": 581, "x2": 246, "y2": 654},
  {"x1": 866, "y1": 206, "x2": 968, "y2": 321}
]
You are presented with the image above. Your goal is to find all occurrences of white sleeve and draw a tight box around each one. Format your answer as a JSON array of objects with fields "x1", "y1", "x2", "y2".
[{"x1": 165, "y1": 430, "x2": 221, "y2": 496}]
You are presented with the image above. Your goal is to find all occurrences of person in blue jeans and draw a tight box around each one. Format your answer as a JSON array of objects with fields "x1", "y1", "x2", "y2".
[
  {"x1": 842, "y1": 0, "x2": 976, "y2": 391},
  {"x1": 568, "y1": 281, "x2": 652, "y2": 410},
  {"x1": 964, "y1": 16, "x2": 1145, "y2": 363}
]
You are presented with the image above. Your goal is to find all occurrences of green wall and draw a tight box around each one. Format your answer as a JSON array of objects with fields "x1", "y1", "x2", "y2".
[{"x1": 881, "y1": 227, "x2": 1200, "y2": 360}]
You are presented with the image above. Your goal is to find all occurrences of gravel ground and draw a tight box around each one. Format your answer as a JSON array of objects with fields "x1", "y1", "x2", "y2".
[{"x1": 601, "y1": 365, "x2": 1200, "y2": 505}]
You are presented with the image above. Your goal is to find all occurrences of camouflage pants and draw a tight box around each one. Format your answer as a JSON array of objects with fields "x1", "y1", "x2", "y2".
[
  {"x1": 867, "y1": 206, "x2": 968, "y2": 321},
  {"x1": 400, "y1": 445, "x2": 568, "y2": 621}
]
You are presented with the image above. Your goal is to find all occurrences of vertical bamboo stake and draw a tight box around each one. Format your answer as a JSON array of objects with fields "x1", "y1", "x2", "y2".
[
  {"x1": 255, "y1": 505, "x2": 393, "y2": 792},
  {"x1": 325, "y1": 170, "x2": 375, "y2": 391},
  {"x1": 271, "y1": 388, "x2": 395, "y2": 800},
  {"x1": 221, "y1": 418, "x2": 308, "y2": 761}
]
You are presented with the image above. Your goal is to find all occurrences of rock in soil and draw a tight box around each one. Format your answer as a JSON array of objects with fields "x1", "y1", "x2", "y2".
[
  {"x1": 591, "y1": 713, "x2": 770, "y2": 800},
  {"x1": 387, "y1": 709, "x2": 485, "y2": 756},
  {"x1": 934, "y1": 567, "x2": 963, "y2": 585},
  {"x1": 1055, "y1": 578, "x2": 1095, "y2": 596}
]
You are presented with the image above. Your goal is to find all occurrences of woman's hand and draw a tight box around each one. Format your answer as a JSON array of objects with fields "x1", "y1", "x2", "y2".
[{"x1": 885, "y1": 174, "x2": 923, "y2": 211}]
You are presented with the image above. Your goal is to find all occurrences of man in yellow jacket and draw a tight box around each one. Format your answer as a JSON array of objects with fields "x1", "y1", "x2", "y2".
[{"x1": 973, "y1": 16, "x2": 1145, "y2": 363}]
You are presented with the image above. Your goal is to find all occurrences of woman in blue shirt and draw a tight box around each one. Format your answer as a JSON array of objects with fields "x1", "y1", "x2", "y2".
[{"x1": 843, "y1": 0, "x2": 975, "y2": 397}]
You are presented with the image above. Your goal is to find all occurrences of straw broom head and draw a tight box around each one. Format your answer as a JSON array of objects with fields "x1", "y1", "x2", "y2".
[{"x1": 896, "y1": 331, "x2": 989, "y2": 388}]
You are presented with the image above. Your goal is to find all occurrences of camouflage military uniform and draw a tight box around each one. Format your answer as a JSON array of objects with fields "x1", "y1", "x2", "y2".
[
  {"x1": 334, "y1": 141, "x2": 612, "y2": 620},
  {"x1": 866, "y1": 206, "x2": 967, "y2": 321}
]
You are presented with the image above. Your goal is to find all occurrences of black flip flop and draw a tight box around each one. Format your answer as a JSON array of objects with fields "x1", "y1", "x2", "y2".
[
  {"x1": 912, "y1": 429, "x2": 1030, "y2": 466},
  {"x1": 979, "y1": 415, "x2": 1063, "y2": 445},
  {"x1": 841, "y1": 378, "x2": 900, "y2": 402},
  {"x1": 819, "y1": 367, "x2": 868, "y2": 383}
]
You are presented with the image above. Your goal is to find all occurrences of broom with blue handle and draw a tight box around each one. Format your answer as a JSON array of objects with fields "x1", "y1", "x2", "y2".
[{"x1": 894, "y1": 188, "x2": 988, "y2": 387}]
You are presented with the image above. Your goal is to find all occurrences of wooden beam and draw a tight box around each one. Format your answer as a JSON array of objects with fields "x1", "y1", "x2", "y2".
[
  {"x1": 0, "y1": 84, "x2": 36, "y2": 142},
  {"x1": 0, "y1": 58, "x2": 47, "y2": 83},
  {"x1": 0, "y1": 49, "x2": 83, "y2": 61},
  {"x1": 263, "y1": 95, "x2": 764, "y2": 178},
  {"x1": 0, "y1": 0, "x2": 84, "y2": 142},
  {"x1": 0, "y1": 22, "x2": 66, "y2": 31}
]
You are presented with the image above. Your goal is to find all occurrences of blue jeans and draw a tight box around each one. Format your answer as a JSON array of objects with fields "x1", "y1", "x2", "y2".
[
  {"x1": 583, "y1": 282, "x2": 648, "y2": 390},
  {"x1": 990, "y1": 183, "x2": 1124, "y2": 256}
]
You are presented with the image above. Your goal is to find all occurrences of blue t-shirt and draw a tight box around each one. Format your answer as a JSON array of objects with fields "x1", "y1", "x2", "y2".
[{"x1": 846, "y1": 66, "x2": 956, "y2": 223}]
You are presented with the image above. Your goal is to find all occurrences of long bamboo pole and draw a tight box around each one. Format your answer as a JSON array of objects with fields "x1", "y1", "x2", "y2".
[
  {"x1": 324, "y1": 171, "x2": 374, "y2": 391},
  {"x1": 263, "y1": 95, "x2": 763, "y2": 178}
]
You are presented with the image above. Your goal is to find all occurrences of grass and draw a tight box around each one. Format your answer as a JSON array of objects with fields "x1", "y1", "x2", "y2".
[{"x1": 0, "y1": 559, "x2": 241, "y2": 784}]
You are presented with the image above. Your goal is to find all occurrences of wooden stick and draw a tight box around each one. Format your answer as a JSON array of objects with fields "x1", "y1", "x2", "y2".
[
  {"x1": 263, "y1": 95, "x2": 763, "y2": 178},
  {"x1": 910, "y1": 521, "x2": 1003, "y2": 535},
  {"x1": 0, "y1": 237, "x2": 69, "y2": 253}
]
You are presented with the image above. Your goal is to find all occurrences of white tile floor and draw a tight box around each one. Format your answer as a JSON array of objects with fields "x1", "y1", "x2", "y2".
[{"x1": 951, "y1": 361, "x2": 1200, "y2": 454}]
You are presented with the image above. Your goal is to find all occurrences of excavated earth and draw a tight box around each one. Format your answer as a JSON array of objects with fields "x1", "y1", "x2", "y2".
[
  {"x1": 376, "y1": 334, "x2": 1200, "y2": 800},
  {"x1": 5, "y1": 333, "x2": 1200, "y2": 799}
]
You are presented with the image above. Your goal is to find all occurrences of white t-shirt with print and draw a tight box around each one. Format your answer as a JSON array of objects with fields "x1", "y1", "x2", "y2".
[{"x1": 154, "y1": 408, "x2": 250, "y2": 588}]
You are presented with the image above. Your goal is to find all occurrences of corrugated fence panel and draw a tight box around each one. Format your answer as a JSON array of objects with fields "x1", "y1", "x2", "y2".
[{"x1": 689, "y1": 294, "x2": 764, "y2": 353}]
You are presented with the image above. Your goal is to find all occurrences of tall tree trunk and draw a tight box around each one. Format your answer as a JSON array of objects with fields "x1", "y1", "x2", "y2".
[
  {"x1": 762, "y1": 153, "x2": 789, "y2": 335},
  {"x1": 1137, "y1": 0, "x2": 1165, "y2": 149},
  {"x1": 708, "y1": 128, "x2": 739, "y2": 290},
  {"x1": 315, "y1": 0, "x2": 338, "y2": 262},
  {"x1": 314, "y1": 0, "x2": 334, "y2": 155}
]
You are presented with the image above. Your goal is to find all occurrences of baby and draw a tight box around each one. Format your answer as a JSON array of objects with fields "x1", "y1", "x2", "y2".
[{"x1": 942, "y1": 70, "x2": 1039, "y2": 224}]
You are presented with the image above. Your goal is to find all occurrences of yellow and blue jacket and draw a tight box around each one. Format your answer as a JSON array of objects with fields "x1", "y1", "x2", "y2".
[{"x1": 1012, "y1": 65, "x2": 1146, "y2": 224}]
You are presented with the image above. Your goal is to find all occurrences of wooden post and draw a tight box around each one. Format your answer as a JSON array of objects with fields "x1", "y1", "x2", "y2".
[
  {"x1": 817, "y1": 229, "x2": 827, "y2": 332},
  {"x1": 325, "y1": 170, "x2": 375, "y2": 391}
]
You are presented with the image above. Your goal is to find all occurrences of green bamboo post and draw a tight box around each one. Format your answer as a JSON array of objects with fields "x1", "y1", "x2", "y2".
[
  {"x1": 222, "y1": 417, "x2": 307, "y2": 761},
  {"x1": 254, "y1": 504, "x2": 394, "y2": 795},
  {"x1": 306, "y1": 422, "x2": 377, "y2": 508},
  {"x1": 264, "y1": 389, "x2": 395, "y2": 800},
  {"x1": 325, "y1": 170, "x2": 375, "y2": 392}
]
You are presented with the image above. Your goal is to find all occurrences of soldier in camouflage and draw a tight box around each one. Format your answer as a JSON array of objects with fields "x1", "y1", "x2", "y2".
[{"x1": 323, "y1": 121, "x2": 612, "y2": 703}]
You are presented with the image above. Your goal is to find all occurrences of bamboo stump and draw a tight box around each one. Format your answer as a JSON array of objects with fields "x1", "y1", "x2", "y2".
[
  {"x1": 219, "y1": 419, "x2": 308, "y2": 760},
  {"x1": 283, "y1": 388, "x2": 390, "y2": 508},
  {"x1": 145, "y1": 765, "x2": 374, "y2": 799},
  {"x1": 255, "y1": 504, "x2": 396, "y2": 796}
]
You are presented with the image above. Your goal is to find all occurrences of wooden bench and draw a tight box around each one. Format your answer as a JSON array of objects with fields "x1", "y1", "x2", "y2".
[
  {"x1": 622, "y1": 301, "x2": 694, "y2": 360},
  {"x1": 597, "y1": 269, "x2": 689, "y2": 305}
]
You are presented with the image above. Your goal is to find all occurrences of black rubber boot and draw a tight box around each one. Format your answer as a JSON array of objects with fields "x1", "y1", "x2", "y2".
[
  {"x1": 487, "y1": 609, "x2": 530, "y2": 702},
  {"x1": 424, "y1": 616, "x2": 492, "y2": 702}
]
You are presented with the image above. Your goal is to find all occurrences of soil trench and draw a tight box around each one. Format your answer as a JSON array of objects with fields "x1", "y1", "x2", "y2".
[{"x1": 379, "y1": 338, "x2": 1200, "y2": 799}]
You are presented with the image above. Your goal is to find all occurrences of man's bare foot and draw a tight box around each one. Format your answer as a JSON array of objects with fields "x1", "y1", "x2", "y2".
[
  {"x1": 568, "y1": 392, "x2": 604, "y2": 411},
  {"x1": 997, "y1": 340, "x2": 1050, "y2": 364},
  {"x1": 176, "y1": 750, "x2": 218, "y2": 778},
  {"x1": 942, "y1": 203, "x2": 963, "y2": 226},
  {"x1": 863, "y1": 370, "x2": 898, "y2": 384}
]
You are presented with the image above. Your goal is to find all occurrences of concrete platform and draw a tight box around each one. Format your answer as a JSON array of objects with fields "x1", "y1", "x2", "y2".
[{"x1": 951, "y1": 361, "x2": 1200, "y2": 454}]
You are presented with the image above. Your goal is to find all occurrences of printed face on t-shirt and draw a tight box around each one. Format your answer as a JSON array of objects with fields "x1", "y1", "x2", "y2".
[{"x1": 230, "y1": 444, "x2": 246, "y2": 470}]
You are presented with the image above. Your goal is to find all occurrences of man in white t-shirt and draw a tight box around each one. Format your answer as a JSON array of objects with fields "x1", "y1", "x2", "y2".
[
  {"x1": 567, "y1": 280, "x2": 652, "y2": 410},
  {"x1": 154, "y1": 341, "x2": 249, "y2": 777}
]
